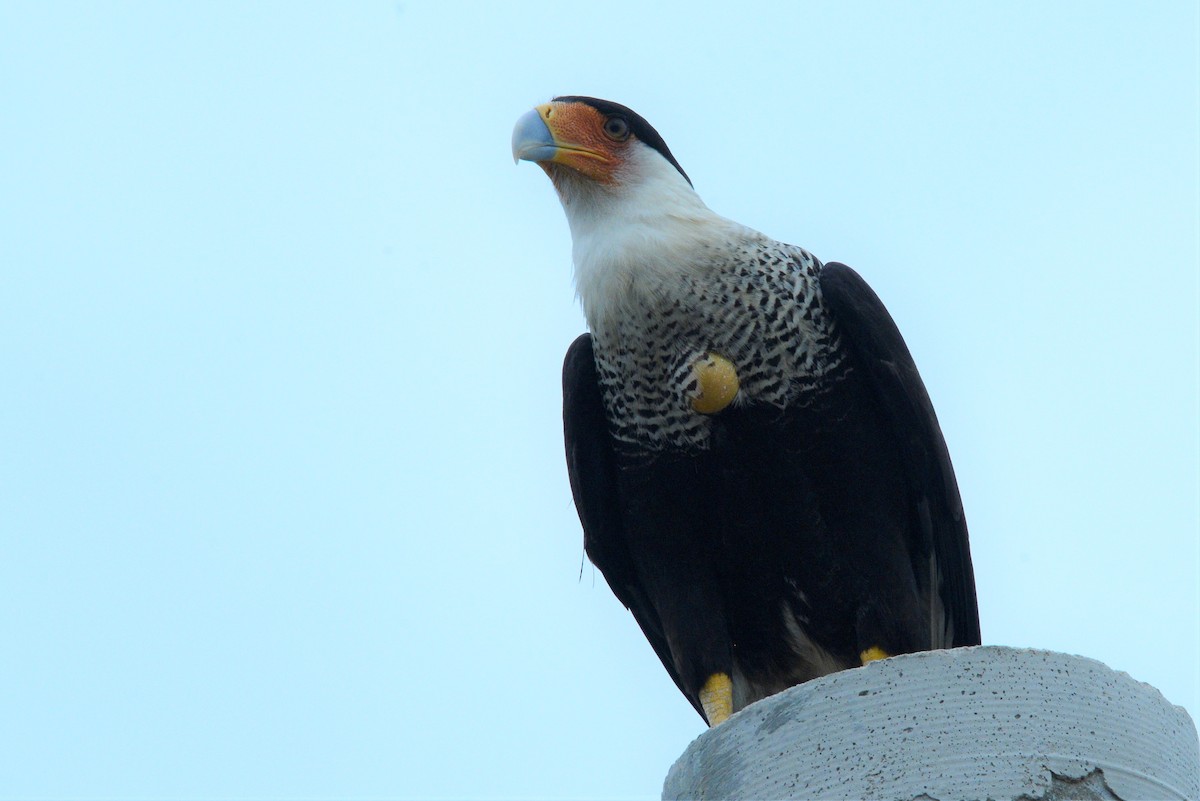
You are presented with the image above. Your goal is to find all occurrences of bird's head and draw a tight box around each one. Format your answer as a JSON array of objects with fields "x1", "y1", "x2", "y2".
[
  {"x1": 512, "y1": 96, "x2": 702, "y2": 223},
  {"x1": 513, "y1": 97, "x2": 730, "y2": 324}
]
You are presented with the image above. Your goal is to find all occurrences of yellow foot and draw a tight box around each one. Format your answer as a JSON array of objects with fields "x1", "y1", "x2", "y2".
[
  {"x1": 690, "y1": 352, "x2": 739, "y2": 415},
  {"x1": 699, "y1": 672, "x2": 733, "y2": 727},
  {"x1": 860, "y1": 646, "x2": 891, "y2": 664}
]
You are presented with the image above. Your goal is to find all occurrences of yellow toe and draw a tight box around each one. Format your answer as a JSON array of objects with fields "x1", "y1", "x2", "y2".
[
  {"x1": 699, "y1": 672, "x2": 733, "y2": 726},
  {"x1": 860, "y1": 646, "x2": 891, "y2": 664}
]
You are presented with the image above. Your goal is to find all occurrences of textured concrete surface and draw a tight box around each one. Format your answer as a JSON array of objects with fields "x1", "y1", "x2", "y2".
[{"x1": 662, "y1": 646, "x2": 1199, "y2": 800}]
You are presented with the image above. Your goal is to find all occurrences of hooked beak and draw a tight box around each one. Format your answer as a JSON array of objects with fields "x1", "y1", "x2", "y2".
[{"x1": 512, "y1": 107, "x2": 558, "y2": 164}]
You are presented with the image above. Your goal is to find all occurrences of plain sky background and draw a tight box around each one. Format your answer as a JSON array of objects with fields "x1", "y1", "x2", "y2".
[{"x1": 1, "y1": 2, "x2": 1197, "y2": 799}]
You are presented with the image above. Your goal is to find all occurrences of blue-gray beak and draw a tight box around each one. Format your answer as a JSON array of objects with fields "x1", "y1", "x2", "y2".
[{"x1": 512, "y1": 108, "x2": 558, "y2": 164}]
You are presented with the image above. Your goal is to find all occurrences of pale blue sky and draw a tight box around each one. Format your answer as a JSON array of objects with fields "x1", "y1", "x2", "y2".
[{"x1": 1, "y1": 2, "x2": 1196, "y2": 799}]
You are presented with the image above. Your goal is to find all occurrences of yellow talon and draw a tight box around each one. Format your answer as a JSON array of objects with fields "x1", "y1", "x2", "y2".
[
  {"x1": 691, "y1": 352, "x2": 739, "y2": 414},
  {"x1": 699, "y1": 672, "x2": 733, "y2": 727},
  {"x1": 860, "y1": 646, "x2": 891, "y2": 664}
]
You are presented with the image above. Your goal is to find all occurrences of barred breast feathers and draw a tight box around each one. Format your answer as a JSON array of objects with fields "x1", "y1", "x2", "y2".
[
  {"x1": 555, "y1": 146, "x2": 845, "y2": 451},
  {"x1": 579, "y1": 225, "x2": 845, "y2": 452}
]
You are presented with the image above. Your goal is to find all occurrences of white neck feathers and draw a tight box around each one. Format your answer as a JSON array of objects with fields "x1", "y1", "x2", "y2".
[{"x1": 550, "y1": 144, "x2": 738, "y2": 327}]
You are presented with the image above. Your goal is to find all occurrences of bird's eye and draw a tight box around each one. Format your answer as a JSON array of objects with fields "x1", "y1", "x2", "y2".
[{"x1": 603, "y1": 116, "x2": 630, "y2": 141}]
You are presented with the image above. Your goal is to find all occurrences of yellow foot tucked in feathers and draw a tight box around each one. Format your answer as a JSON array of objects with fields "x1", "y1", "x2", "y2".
[
  {"x1": 690, "y1": 353, "x2": 739, "y2": 415},
  {"x1": 860, "y1": 646, "x2": 891, "y2": 664},
  {"x1": 699, "y1": 672, "x2": 733, "y2": 727}
]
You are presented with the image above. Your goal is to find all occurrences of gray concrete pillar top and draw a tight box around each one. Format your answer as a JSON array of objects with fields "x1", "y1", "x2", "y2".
[{"x1": 663, "y1": 646, "x2": 1199, "y2": 800}]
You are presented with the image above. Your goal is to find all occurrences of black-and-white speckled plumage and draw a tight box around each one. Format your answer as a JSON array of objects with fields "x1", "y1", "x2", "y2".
[
  {"x1": 548, "y1": 112, "x2": 848, "y2": 455},
  {"x1": 589, "y1": 235, "x2": 846, "y2": 454}
]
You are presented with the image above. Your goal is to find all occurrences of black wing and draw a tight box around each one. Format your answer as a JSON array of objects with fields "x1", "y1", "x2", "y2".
[
  {"x1": 819, "y1": 263, "x2": 981, "y2": 647},
  {"x1": 562, "y1": 334, "x2": 705, "y2": 717}
]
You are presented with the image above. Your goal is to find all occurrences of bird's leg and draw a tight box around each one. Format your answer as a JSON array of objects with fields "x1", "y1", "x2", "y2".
[
  {"x1": 690, "y1": 352, "x2": 739, "y2": 415},
  {"x1": 699, "y1": 672, "x2": 733, "y2": 726},
  {"x1": 859, "y1": 646, "x2": 891, "y2": 664}
]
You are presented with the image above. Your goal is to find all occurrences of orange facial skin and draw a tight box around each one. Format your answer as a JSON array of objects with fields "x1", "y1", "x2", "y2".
[{"x1": 533, "y1": 101, "x2": 629, "y2": 185}]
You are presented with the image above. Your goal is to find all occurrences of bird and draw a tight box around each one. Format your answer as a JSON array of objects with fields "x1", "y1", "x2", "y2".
[{"x1": 512, "y1": 96, "x2": 980, "y2": 727}]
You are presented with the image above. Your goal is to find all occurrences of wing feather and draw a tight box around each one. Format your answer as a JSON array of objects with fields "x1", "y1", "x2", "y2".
[
  {"x1": 818, "y1": 263, "x2": 981, "y2": 647},
  {"x1": 562, "y1": 334, "x2": 704, "y2": 716}
]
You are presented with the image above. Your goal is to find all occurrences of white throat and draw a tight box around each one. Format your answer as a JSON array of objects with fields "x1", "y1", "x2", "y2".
[{"x1": 550, "y1": 145, "x2": 740, "y2": 327}]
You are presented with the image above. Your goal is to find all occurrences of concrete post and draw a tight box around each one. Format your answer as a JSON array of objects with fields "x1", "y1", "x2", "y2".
[{"x1": 663, "y1": 646, "x2": 1198, "y2": 800}]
